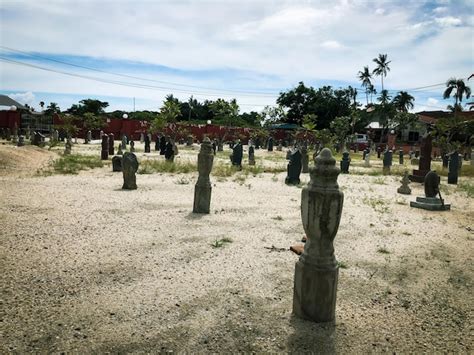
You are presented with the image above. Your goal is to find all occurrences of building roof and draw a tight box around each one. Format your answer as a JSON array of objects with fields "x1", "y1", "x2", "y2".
[
  {"x1": 416, "y1": 110, "x2": 474, "y2": 124},
  {"x1": 268, "y1": 123, "x2": 303, "y2": 130},
  {"x1": 0, "y1": 95, "x2": 28, "y2": 110}
]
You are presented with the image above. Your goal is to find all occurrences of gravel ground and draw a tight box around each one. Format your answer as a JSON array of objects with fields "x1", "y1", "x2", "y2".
[{"x1": 1, "y1": 142, "x2": 473, "y2": 353}]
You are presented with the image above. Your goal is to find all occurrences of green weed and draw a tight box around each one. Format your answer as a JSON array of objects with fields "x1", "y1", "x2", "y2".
[
  {"x1": 138, "y1": 159, "x2": 196, "y2": 174},
  {"x1": 211, "y1": 237, "x2": 233, "y2": 248},
  {"x1": 45, "y1": 154, "x2": 103, "y2": 175}
]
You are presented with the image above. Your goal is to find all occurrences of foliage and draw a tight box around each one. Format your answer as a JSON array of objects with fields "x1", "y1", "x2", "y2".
[
  {"x1": 211, "y1": 237, "x2": 233, "y2": 248},
  {"x1": 392, "y1": 91, "x2": 415, "y2": 113},
  {"x1": 138, "y1": 160, "x2": 196, "y2": 174},
  {"x1": 44, "y1": 102, "x2": 61, "y2": 115},
  {"x1": 443, "y1": 78, "x2": 471, "y2": 111},
  {"x1": 330, "y1": 116, "x2": 352, "y2": 146},
  {"x1": 54, "y1": 114, "x2": 79, "y2": 138},
  {"x1": 372, "y1": 53, "x2": 391, "y2": 91},
  {"x1": 83, "y1": 112, "x2": 106, "y2": 131},
  {"x1": 276, "y1": 82, "x2": 352, "y2": 128},
  {"x1": 67, "y1": 99, "x2": 109, "y2": 116},
  {"x1": 358, "y1": 66, "x2": 373, "y2": 105},
  {"x1": 261, "y1": 105, "x2": 287, "y2": 127}
]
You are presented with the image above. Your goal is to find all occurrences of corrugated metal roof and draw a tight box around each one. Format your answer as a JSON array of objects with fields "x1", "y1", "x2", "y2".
[{"x1": 0, "y1": 95, "x2": 28, "y2": 110}]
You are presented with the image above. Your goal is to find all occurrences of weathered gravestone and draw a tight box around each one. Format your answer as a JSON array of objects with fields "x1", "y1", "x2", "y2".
[
  {"x1": 32, "y1": 132, "x2": 42, "y2": 146},
  {"x1": 0, "y1": 128, "x2": 5, "y2": 139},
  {"x1": 17, "y1": 135, "x2": 25, "y2": 147},
  {"x1": 255, "y1": 137, "x2": 260, "y2": 149},
  {"x1": 410, "y1": 171, "x2": 450, "y2": 211},
  {"x1": 230, "y1": 141, "x2": 243, "y2": 168},
  {"x1": 122, "y1": 152, "x2": 139, "y2": 190},
  {"x1": 399, "y1": 149, "x2": 404, "y2": 164},
  {"x1": 140, "y1": 132, "x2": 144, "y2": 143},
  {"x1": 447, "y1": 151, "x2": 459, "y2": 185},
  {"x1": 364, "y1": 150, "x2": 371, "y2": 167},
  {"x1": 5, "y1": 128, "x2": 11, "y2": 141},
  {"x1": 212, "y1": 140, "x2": 217, "y2": 155},
  {"x1": 86, "y1": 130, "x2": 92, "y2": 144},
  {"x1": 301, "y1": 145, "x2": 309, "y2": 173},
  {"x1": 383, "y1": 149, "x2": 392, "y2": 175},
  {"x1": 165, "y1": 141, "x2": 174, "y2": 162},
  {"x1": 377, "y1": 146, "x2": 382, "y2": 159},
  {"x1": 121, "y1": 135, "x2": 127, "y2": 150},
  {"x1": 144, "y1": 133, "x2": 151, "y2": 153},
  {"x1": 277, "y1": 140, "x2": 283, "y2": 151},
  {"x1": 458, "y1": 154, "x2": 463, "y2": 171},
  {"x1": 340, "y1": 151, "x2": 351, "y2": 174},
  {"x1": 117, "y1": 144, "x2": 123, "y2": 155},
  {"x1": 410, "y1": 132, "x2": 432, "y2": 182},
  {"x1": 64, "y1": 138, "x2": 72, "y2": 155},
  {"x1": 268, "y1": 137, "x2": 274, "y2": 152},
  {"x1": 112, "y1": 156, "x2": 122, "y2": 172},
  {"x1": 442, "y1": 154, "x2": 449, "y2": 169},
  {"x1": 155, "y1": 136, "x2": 160, "y2": 151},
  {"x1": 159, "y1": 136, "x2": 166, "y2": 155},
  {"x1": 397, "y1": 171, "x2": 411, "y2": 195},
  {"x1": 130, "y1": 140, "x2": 135, "y2": 152},
  {"x1": 108, "y1": 133, "x2": 115, "y2": 155},
  {"x1": 187, "y1": 135, "x2": 194, "y2": 146},
  {"x1": 293, "y1": 148, "x2": 343, "y2": 322},
  {"x1": 248, "y1": 145, "x2": 255, "y2": 165},
  {"x1": 193, "y1": 138, "x2": 214, "y2": 214},
  {"x1": 285, "y1": 148, "x2": 302, "y2": 185},
  {"x1": 101, "y1": 134, "x2": 109, "y2": 160}
]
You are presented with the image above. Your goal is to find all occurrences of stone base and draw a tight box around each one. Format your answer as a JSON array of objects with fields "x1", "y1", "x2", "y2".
[
  {"x1": 410, "y1": 196, "x2": 450, "y2": 211},
  {"x1": 447, "y1": 173, "x2": 458, "y2": 185},
  {"x1": 193, "y1": 184, "x2": 212, "y2": 214},
  {"x1": 285, "y1": 177, "x2": 300, "y2": 185},
  {"x1": 293, "y1": 261, "x2": 338, "y2": 323},
  {"x1": 397, "y1": 187, "x2": 411, "y2": 195},
  {"x1": 409, "y1": 169, "x2": 429, "y2": 183}
]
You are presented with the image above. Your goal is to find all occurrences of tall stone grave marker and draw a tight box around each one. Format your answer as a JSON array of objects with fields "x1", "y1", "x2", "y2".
[
  {"x1": 293, "y1": 148, "x2": 343, "y2": 322},
  {"x1": 130, "y1": 140, "x2": 135, "y2": 152},
  {"x1": 121, "y1": 135, "x2": 127, "y2": 150},
  {"x1": 447, "y1": 151, "x2": 459, "y2": 185},
  {"x1": 86, "y1": 130, "x2": 92, "y2": 144},
  {"x1": 248, "y1": 145, "x2": 255, "y2": 165},
  {"x1": 268, "y1": 137, "x2": 274, "y2": 152},
  {"x1": 193, "y1": 138, "x2": 214, "y2": 214},
  {"x1": 117, "y1": 144, "x2": 123, "y2": 155},
  {"x1": 144, "y1": 133, "x2": 151, "y2": 153},
  {"x1": 122, "y1": 152, "x2": 139, "y2": 189},
  {"x1": 301, "y1": 145, "x2": 309, "y2": 173},
  {"x1": 101, "y1": 134, "x2": 109, "y2": 160},
  {"x1": 383, "y1": 149, "x2": 392, "y2": 175},
  {"x1": 108, "y1": 133, "x2": 115, "y2": 155},
  {"x1": 231, "y1": 141, "x2": 243, "y2": 168},
  {"x1": 410, "y1": 132, "x2": 432, "y2": 182},
  {"x1": 64, "y1": 137, "x2": 72, "y2": 155},
  {"x1": 364, "y1": 150, "x2": 371, "y2": 167},
  {"x1": 159, "y1": 136, "x2": 166, "y2": 155},
  {"x1": 112, "y1": 156, "x2": 122, "y2": 172}
]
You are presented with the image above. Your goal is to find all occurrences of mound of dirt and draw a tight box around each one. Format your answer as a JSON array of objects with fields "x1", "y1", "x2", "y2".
[{"x1": 0, "y1": 143, "x2": 57, "y2": 177}]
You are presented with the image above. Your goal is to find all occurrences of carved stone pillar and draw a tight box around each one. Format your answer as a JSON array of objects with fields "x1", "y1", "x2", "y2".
[{"x1": 193, "y1": 137, "x2": 214, "y2": 214}]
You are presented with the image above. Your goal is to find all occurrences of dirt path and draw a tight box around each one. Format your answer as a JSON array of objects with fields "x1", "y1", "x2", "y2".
[{"x1": 1, "y1": 142, "x2": 472, "y2": 353}]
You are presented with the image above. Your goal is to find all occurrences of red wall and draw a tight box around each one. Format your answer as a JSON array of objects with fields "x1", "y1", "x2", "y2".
[{"x1": 0, "y1": 111, "x2": 21, "y2": 130}]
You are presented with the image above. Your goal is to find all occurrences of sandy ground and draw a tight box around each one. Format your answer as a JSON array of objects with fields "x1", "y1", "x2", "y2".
[{"x1": 1, "y1": 140, "x2": 473, "y2": 353}]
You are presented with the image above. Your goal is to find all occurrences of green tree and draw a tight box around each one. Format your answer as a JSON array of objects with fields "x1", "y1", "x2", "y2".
[
  {"x1": 54, "y1": 114, "x2": 79, "y2": 138},
  {"x1": 83, "y1": 112, "x2": 106, "y2": 131},
  {"x1": 392, "y1": 91, "x2": 415, "y2": 113},
  {"x1": 358, "y1": 66, "x2": 373, "y2": 105},
  {"x1": 372, "y1": 54, "x2": 391, "y2": 91},
  {"x1": 330, "y1": 116, "x2": 352, "y2": 150},
  {"x1": 443, "y1": 77, "x2": 471, "y2": 112},
  {"x1": 44, "y1": 102, "x2": 61, "y2": 115},
  {"x1": 150, "y1": 98, "x2": 181, "y2": 133},
  {"x1": 261, "y1": 105, "x2": 286, "y2": 127},
  {"x1": 67, "y1": 99, "x2": 109, "y2": 116}
]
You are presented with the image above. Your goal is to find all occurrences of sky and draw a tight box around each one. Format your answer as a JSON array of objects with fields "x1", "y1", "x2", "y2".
[{"x1": 0, "y1": 0, "x2": 473, "y2": 114}]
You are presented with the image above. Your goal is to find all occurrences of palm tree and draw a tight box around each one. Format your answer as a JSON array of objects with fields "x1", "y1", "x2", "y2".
[
  {"x1": 368, "y1": 84, "x2": 377, "y2": 104},
  {"x1": 357, "y1": 66, "x2": 372, "y2": 105},
  {"x1": 392, "y1": 91, "x2": 415, "y2": 112},
  {"x1": 372, "y1": 54, "x2": 391, "y2": 91},
  {"x1": 377, "y1": 89, "x2": 391, "y2": 106},
  {"x1": 443, "y1": 77, "x2": 471, "y2": 112}
]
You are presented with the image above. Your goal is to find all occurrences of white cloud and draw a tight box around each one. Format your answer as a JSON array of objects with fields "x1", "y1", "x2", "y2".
[
  {"x1": 8, "y1": 91, "x2": 36, "y2": 106},
  {"x1": 375, "y1": 8, "x2": 385, "y2": 15},
  {"x1": 320, "y1": 40, "x2": 344, "y2": 49},
  {"x1": 433, "y1": 7, "x2": 447, "y2": 14},
  {"x1": 435, "y1": 16, "x2": 462, "y2": 27},
  {"x1": 427, "y1": 98, "x2": 439, "y2": 106}
]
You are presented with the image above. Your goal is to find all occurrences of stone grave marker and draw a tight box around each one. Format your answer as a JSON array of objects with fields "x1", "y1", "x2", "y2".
[
  {"x1": 122, "y1": 135, "x2": 127, "y2": 150},
  {"x1": 410, "y1": 171, "x2": 450, "y2": 211},
  {"x1": 383, "y1": 149, "x2": 392, "y2": 175},
  {"x1": 144, "y1": 133, "x2": 151, "y2": 153},
  {"x1": 447, "y1": 151, "x2": 459, "y2": 185},
  {"x1": 165, "y1": 141, "x2": 174, "y2": 162},
  {"x1": 193, "y1": 138, "x2": 214, "y2": 214},
  {"x1": 293, "y1": 148, "x2": 343, "y2": 322},
  {"x1": 340, "y1": 151, "x2": 350, "y2": 174},
  {"x1": 117, "y1": 144, "x2": 123, "y2": 155},
  {"x1": 130, "y1": 140, "x2": 135, "y2": 152},
  {"x1": 397, "y1": 171, "x2": 411, "y2": 195},
  {"x1": 230, "y1": 141, "x2": 243, "y2": 168},
  {"x1": 101, "y1": 134, "x2": 109, "y2": 160},
  {"x1": 108, "y1": 133, "x2": 115, "y2": 155},
  {"x1": 159, "y1": 136, "x2": 166, "y2": 155},
  {"x1": 301, "y1": 145, "x2": 309, "y2": 173},
  {"x1": 285, "y1": 148, "x2": 302, "y2": 185},
  {"x1": 268, "y1": 137, "x2": 274, "y2": 152},
  {"x1": 17, "y1": 135, "x2": 25, "y2": 147},
  {"x1": 399, "y1": 149, "x2": 404, "y2": 164},
  {"x1": 248, "y1": 145, "x2": 255, "y2": 165},
  {"x1": 122, "y1": 152, "x2": 139, "y2": 189},
  {"x1": 112, "y1": 156, "x2": 122, "y2": 172},
  {"x1": 410, "y1": 132, "x2": 432, "y2": 182}
]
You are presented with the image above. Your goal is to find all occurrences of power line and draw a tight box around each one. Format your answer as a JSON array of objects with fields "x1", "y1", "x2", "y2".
[{"x1": 0, "y1": 46, "x2": 280, "y2": 97}]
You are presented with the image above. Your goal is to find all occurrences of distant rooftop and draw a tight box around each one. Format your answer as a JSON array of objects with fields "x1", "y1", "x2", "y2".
[{"x1": 0, "y1": 95, "x2": 28, "y2": 110}]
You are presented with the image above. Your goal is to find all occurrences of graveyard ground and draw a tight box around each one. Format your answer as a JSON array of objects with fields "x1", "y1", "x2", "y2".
[{"x1": 1, "y1": 141, "x2": 473, "y2": 353}]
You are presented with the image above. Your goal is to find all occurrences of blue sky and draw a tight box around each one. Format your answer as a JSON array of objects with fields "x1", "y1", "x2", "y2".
[{"x1": 0, "y1": 0, "x2": 472, "y2": 114}]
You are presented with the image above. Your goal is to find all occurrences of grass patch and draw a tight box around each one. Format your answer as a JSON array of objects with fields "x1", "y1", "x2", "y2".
[
  {"x1": 377, "y1": 247, "x2": 390, "y2": 254},
  {"x1": 337, "y1": 261, "x2": 348, "y2": 269},
  {"x1": 457, "y1": 182, "x2": 474, "y2": 198},
  {"x1": 211, "y1": 237, "x2": 233, "y2": 248},
  {"x1": 373, "y1": 176, "x2": 386, "y2": 185},
  {"x1": 138, "y1": 160, "x2": 196, "y2": 174},
  {"x1": 46, "y1": 154, "x2": 103, "y2": 175},
  {"x1": 362, "y1": 197, "x2": 390, "y2": 213}
]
